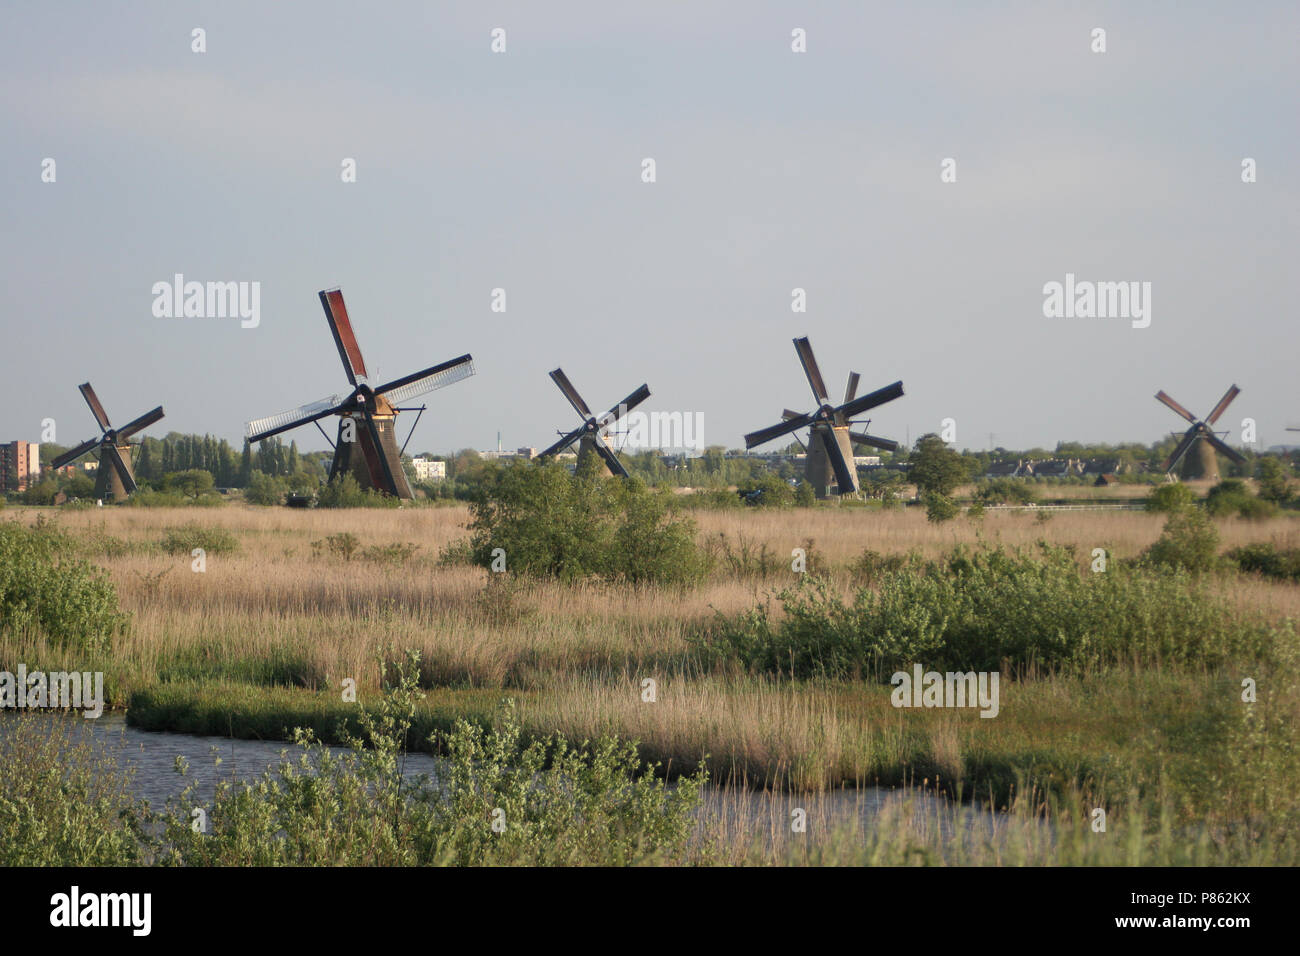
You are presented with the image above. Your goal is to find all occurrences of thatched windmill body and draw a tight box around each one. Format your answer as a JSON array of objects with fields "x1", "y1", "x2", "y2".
[
  {"x1": 50, "y1": 383, "x2": 164, "y2": 501},
  {"x1": 245, "y1": 289, "x2": 474, "y2": 499},
  {"x1": 745, "y1": 338, "x2": 903, "y2": 498},
  {"x1": 537, "y1": 368, "x2": 650, "y2": 477},
  {"x1": 1155, "y1": 384, "x2": 1246, "y2": 481}
]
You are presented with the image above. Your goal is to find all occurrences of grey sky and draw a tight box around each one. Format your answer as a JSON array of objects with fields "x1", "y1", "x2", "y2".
[{"x1": 2, "y1": 1, "x2": 1297, "y2": 456}]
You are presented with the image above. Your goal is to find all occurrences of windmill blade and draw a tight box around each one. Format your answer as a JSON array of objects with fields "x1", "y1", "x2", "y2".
[
  {"x1": 79, "y1": 383, "x2": 111, "y2": 431},
  {"x1": 1155, "y1": 390, "x2": 1197, "y2": 425},
  {"x1": 850, "y1": 432, "x2": 899, "y2": 453},
  {"x1": 793, "y1": 338, "x2": 830, "y2": 404},
  {"x1": 361, "y1": 414, "x2": 398, "y2": 494},
  {"x1": 549, "y1": 368, "x2": 594, "y2": 420},
  {"x1": 245, "y1": 393, "x2": 347, "y2": 444},
  {"x1": 116, "y1": 406, "x2": 164, "y2": 441},
  {"x1": 839, "y1": 380, "x2": 905, "y2": 420},
  {"x1": 319, "y1": 289, "x2": 370, "y2": 386},
  {"x1": 1204, "y1": 432, "x2": 1247, "y2": 465},
  {"x1": 102, "y1": 443, "x2": 137, "y2": 494},
  {"x1": 1162, "y1": 424, "x2": 1201, "y2": 472},
  {"x1": 818, "y1": 427, "x2": 857, "y2": 493},
  {"x1": 376, "y1": 355, "x2": 475, "y2": 405},
  {"x1": 598, "y1": 384, "x2": 651, "y2": 429},
  {"x1": 591, "y1": 436, "x2": 630, "y2": 478},
  {"x1": 782, "y1": 409, "x2": 804, "y2": 421},
  {"x1": 51, "y1": 436, "x2": 102, "y2": 470},
  {"x1": 1204, "y1": 384, "x2": 1241, "y2": 426},
  {"x1": 745, "y1": 411, "x2": 816, "y2": 449},
  {"x1": 539, "y1": 425, "x2": 585, "y2": 459},
  {"x1": 844, "y1": 372, "x2": 860, "y2": 404}
]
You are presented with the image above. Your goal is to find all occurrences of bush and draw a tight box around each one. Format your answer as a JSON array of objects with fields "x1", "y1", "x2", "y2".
[
  {"x1": 976, "y1": 478, "x2": 1038, "y2": 505},
  {"x1": 924, "y1": 492, "x2": 959, "y2": 523},
  {"x1": 0, "y1": 715, "x2": 149, "y2": 864},
  {"x1": 691, "y1": 543, "x2": 1270, "y2": 679},
  {"x1": 316, "y1": 473, "x2": 402, "y2": 509},
  {"x1": 1144, "y1": 508, "x2": 1220, "y2": 573},
  {"x1": 1146, "y1": 483, "x2": 1197, "y2": 514},
  {"x1": 1229, "y1": 543, "x2": 1300, "y2": 582},
  {"x1": 467, "y1": 459, "x2": 709, "y2": 586},
  {"x1": 156, "y1": 657, "x2": 706, "y2": 866},
  {"x1": 244, "y1": 472, "x2": 287, "y2": 506},
  {"x1": 1205, "y1": 479, "x2": 1275, "y2": 519},
  {"x1": 20, "y1": 480, "x2": 58, "y2": 506},
  {"x1": 158, "y1": 523, "x2": 239, "y2": 556},
  {"x1": 0, "y1": 518, "x2": 127, "y2": 653},
  {"x1": 734, "y1": 473, "x2": 796, "y2": 508}
]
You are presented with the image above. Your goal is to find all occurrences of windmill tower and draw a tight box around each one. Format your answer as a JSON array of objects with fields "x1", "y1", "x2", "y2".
[
  {"x1": 245, "y1": 288, "x2": 475, "y2": 499},
  {"x1": 745, "y1": 337, "x2": 903, "y2": 498},
  {"x1": 1155, "y1": 384, "x2": 1246, "y2": 481},
  {"x1": 50, "y1": 383, "x2": 164, "y2": 501},
  {"x1": 537, "y1": 368, "x2": 650, "y2": 477}
]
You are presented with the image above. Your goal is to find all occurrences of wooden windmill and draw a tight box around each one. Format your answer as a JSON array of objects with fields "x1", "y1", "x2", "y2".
[
  {"x1": 49, "y1": 383, "x2": 164, "y2": 501},
  {"x1": 537, "y1": 368, "x2": 650, "y2": 477},
  {"x1": 745, "y1": 337, "x2": 903, "y2": 498},
  {"x1": 1155, "y1": 385, "x2": 1246, "y2": 481},
  {"x1": 245, "y1": 289, "x2": 474, "y2": 498}
]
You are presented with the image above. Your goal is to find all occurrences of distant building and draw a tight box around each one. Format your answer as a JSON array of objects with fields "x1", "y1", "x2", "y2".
[
  {"x1": 0, "y1": 441, "x2": 41, "y2": 492},
  {"x1": 410, "y1": 458, "x2": 447, "y2": 481},
  {"x1": 1030, "y1": 458, "x2": 1078, "y2": 478},
  {"x1": 478, "y1": 447, "x2": 540, "y2": 461},
  {"x1": 986, "y1": 459, "x2": 1031, "y2": 478}
]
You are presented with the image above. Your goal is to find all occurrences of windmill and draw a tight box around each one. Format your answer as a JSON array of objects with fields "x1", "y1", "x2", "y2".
[
  {"x1": 537, "y1": 368, "x2": 650, "y2": 478},
  {"x1": 745, "y1": 337, "x2": 904, "y2": 498},
  {"x1": 50, "y1": 383, "x2": 164, "y2": 501},
  {"x1": 244, "y1": 288, "x2": 474, "y2": 499},
  {"x1": 1155, "y1": 384, "x2": 1246, "y2": 481}
]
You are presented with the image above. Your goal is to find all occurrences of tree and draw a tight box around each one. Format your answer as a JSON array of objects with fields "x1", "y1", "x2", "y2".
[
  {"x1": 1256, "y1": 457, "x2": 1293, "y2": 505},
  {"x1": 908, "y1": 434, "x2": 968, "y2": 498},
  {"x1": 239, "y1": 440, "x2": 253, "y2": 486},
  {"x1": 924, "y1": 491, "x2": 959, "y2": 523},
  {"x1": 166, "y1": 469, "x2": 215, "y2": 500}
]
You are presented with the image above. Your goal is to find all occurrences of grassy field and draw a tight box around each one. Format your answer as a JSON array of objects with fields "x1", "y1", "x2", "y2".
[{"x1": 2, "y1": 499, "x2": 1298, "y2": 864}]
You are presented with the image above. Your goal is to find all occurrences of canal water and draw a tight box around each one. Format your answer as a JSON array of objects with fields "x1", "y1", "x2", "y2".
[{"x1": 2, "y1": 712, "x2": 1026, "y2": 860}]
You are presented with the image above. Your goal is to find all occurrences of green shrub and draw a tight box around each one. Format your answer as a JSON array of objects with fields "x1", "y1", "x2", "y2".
[
  {"x1": 976, "y1": 478, "x2": 1038, "y2": 505},
  {"x1": 1236, "y1": 496, "x2": 1278, "y2": 521},
  {"x1": 362, "y1": 542, "x2": 421, "y2": 565},
  {"x1": 734, "y1": 473, "x2": 796, "y2": 508},
  {"x1": 1229, "y1": 543, "x2": 1300, "y2": 582},
  {"x1": 467, "y1": 460, "x2": 709, "y2": 586},
  {"x1": 0, "y1": 518, "x2": 127, "y2": 652},
  {"x1": 924, "y1": 492, "x2": 959, "y2": 523},
  {"x1": 20, "y1": 480, "x2": 58, "y2": 506},
  {"x1": 1145, "y1": 483, "x2": 1197, "y2": 514},
  {"x1": 158, "y1": 523, "x2": 239, "y2": 556},
  {"x1": 156, "y1": 657, "x2": 705, "y2": 866},
  {"x1": 1204, "y1": 479, "x2": 1275, "y2": 519},
  {"x1": 315, "y1": 473, "x2": 402, "y2": 508},
  {"x1": 1144, "y1": 508, "x2": 1219, "y2": 573},
  {"x1": 0, "y1": 715, "x2": 149, "y2": 865},
  {"x1": 692, "y1": 543, "x2": 1271, "y2": 679},
  {"x1": 244, "y1": 472, "x2": 287, "y2": 506}
]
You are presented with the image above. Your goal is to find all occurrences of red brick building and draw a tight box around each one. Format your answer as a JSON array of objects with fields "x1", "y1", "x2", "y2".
[{"x1": 0, "y1": 440, "x2": 41, "y2": 492}]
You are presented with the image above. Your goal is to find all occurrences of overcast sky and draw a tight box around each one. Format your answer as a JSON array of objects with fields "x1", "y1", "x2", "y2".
[{"x1": 2, "y1": 1, "x2": 1297, "y2": 456}]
